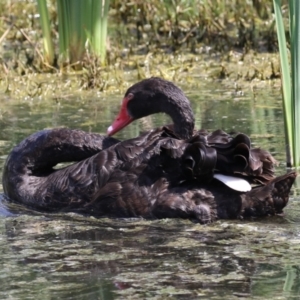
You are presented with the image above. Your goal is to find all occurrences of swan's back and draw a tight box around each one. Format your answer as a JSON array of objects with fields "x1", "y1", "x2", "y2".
[
  {"x1": 3, "y1": 128, "x2": 205, "y2": 214},
  {"x1": 2, "y1": 127, "x2": 297, "y2": 223}
]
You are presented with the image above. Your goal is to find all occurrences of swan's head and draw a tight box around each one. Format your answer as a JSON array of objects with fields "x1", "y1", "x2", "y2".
[
  {"x1": 107, "y1": 92, "x2": 135, "y2": 136},
  {"x1": 107, "y1": 77, "x2": 195, "y2": 139}
]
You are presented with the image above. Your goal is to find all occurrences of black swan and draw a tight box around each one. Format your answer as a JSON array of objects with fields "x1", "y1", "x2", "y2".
[{"x1": 2, "y1": 77, "x2": 297, "y2": 223}]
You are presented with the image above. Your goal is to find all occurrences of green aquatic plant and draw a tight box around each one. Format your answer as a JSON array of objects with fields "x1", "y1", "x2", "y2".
[
  {"x1": 57, "y1": 0, "x2": 110, "y2": 66},
  {"x1": 36, "y1": 0, "x2": 55, "y2": 66},
  {"x1": 37, "y1": 0, "x2": 110, "y2": 67},
  {"x1": 273, "y1": 0, "x2": 300, "y2": 167}
]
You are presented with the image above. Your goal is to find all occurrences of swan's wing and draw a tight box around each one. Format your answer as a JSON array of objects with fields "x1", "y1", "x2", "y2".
[{"x1": 203, "y1": 130, "x2": 277, "y2": 184}]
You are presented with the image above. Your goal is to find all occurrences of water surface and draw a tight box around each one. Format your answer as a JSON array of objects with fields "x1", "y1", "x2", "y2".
[{"x1": 0, "y1": 78, "x2": 299, "y2": 299}]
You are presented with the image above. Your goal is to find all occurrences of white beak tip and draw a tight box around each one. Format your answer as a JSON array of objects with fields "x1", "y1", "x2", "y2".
[{"x1": 107, "y1": 126, "x2": 113, "y2": 133}]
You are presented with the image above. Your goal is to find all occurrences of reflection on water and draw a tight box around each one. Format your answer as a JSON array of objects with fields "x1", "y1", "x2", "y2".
[{"x1": 0, "y1": 80, "x2": 299, "y2": 299}]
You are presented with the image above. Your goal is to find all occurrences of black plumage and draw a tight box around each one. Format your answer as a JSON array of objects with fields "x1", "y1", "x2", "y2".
[{"x1": 2, "y1": 78, "x2": 297, "y2": 223}]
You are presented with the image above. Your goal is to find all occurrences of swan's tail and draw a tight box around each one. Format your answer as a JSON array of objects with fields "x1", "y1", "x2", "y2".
[{"x1": 242, "y1": 171, "x2": 297, "y2": 217}]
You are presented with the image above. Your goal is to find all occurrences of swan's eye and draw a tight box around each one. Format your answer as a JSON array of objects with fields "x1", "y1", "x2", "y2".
[
  {"x1": 127, "y1": 93, "x2": 134, "y2": 101},
  {"x1": 122, "y1": 93, "x2": 134, "y2": 105},
  {"x1": 121, "y1": 93, "x2": 134, "y2": 107}
]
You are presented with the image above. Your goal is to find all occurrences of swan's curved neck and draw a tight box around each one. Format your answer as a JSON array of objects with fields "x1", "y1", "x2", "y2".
[{"x1": 160, "y1": 94, "x2": 195, "y2": 139}]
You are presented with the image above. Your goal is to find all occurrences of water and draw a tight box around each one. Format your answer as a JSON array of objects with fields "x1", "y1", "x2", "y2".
[{"x1": 0, "y1": 79, "x2": 299, "y2": 299}]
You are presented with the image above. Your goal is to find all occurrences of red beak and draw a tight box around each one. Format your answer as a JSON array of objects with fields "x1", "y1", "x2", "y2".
[{"x1": 107, "y1": 95, "x2": 134, "y2": 136}]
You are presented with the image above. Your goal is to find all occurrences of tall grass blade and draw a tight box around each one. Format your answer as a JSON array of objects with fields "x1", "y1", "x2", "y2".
[
  {"x1": 273, "y1": 0, "x2": 293, "y2": 166},
  {"x1": 56, "y1": 0, "x2": 109, "y2": 66},
  {"x1": 291, "y1": 0, "x2": 300, "y2": 167},
  {"x1": 36, "y1": 0, "x2": 54, "y2": 65},
  {"x1": 91, "y1": 0, "x2": 110, "y2": 64},
  {"x1": 57, "y1": 0, "x2": 70, "y2": 64},
  {"x1": 273, "y1": 0, "x2": 300, "y2": 167}
]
